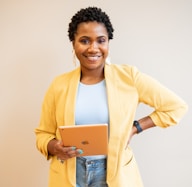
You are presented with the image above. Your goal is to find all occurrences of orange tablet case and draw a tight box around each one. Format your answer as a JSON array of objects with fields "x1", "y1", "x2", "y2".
[{"x1": 58, "y1": 124, "x2": 108, "y2": 156}]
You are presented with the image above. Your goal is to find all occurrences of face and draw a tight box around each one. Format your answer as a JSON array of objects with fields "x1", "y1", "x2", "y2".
[{"x1": 73, "y1": 21, "x2": 109, "y2": 71}]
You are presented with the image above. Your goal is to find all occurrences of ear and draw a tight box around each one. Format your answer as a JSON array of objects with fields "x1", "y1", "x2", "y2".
[{"x1": 72, "y1": 41, "x2": 75, "y2": 48}]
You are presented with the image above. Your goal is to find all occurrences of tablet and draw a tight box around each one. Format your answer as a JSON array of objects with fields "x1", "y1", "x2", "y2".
[{"x1": 58, "y1": 124, "x2": 108, "y2": 156}]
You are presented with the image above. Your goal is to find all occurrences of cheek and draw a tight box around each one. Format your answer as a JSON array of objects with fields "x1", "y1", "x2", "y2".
[
  {"x1": 103, "y1": 43, "x2": 109, "y2": 52},
  {"x1": 74, "y1": 44, "x2": 85, "y2": 53},
  {"x1": 103, "y1": 47, "x2": 109, "y2": 57},
  {"x1": 74, "y1": 47, "x2": 83, "y2": 58},
  {"x1": 74, "y1": 51, "x2": 82, "y2": 60}
]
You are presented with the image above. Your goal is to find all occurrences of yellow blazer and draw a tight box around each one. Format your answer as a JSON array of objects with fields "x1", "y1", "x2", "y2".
[{"x1": 35, "y1": 64, "x2": 187, "y2": 187}]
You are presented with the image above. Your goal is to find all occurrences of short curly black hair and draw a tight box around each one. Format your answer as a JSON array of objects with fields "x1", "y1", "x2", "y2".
[{"x1": 68, "y1": 7, "x2": 114, "y2": 41}]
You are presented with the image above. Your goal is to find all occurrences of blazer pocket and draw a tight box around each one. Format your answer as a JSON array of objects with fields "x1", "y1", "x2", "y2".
[
  {"x1": 122, "y1": 146, "x2": 133, "y2": 166},
  {"x1": 50, "y1": 156, "x2": 63, "y2": 173}
]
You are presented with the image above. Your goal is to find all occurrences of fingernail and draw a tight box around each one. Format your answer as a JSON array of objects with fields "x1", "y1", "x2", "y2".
[
  {"x1": 71, "y1": 146, "x2": 76, "y2": 150},
  {"x1": 78, "y1": 149, "x2": 83, "y2": 154}
]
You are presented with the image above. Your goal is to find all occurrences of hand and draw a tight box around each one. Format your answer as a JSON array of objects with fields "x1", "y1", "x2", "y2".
[
  {"x1": 125, "y1": 116, "x2": 156, "y2": 149},
  {"x1": 48, "y1": 139, "x2": 83, "y2": 163}
]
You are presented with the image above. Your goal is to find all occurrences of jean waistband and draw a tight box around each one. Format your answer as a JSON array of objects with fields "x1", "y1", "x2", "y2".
[{"x1": 77, "y1": 157, "x2": 106, "y2": 165}]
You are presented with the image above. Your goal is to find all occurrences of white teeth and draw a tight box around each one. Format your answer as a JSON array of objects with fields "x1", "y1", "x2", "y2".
[{"x1": 87, "y1": 56, "x2": 99, "y2": 61}]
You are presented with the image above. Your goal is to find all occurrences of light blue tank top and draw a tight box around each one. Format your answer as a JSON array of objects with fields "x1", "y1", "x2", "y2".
[{"x1": 75, "y1": 80, "x2": 109, "y2": 159}]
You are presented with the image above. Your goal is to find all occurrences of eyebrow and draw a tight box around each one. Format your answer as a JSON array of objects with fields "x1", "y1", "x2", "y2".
[{"x1": 79, "y1": 35, "x2": 107, "y2": 39}]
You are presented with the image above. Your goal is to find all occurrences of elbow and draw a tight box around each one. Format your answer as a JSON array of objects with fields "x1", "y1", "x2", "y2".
[{"x1": 150, "y1": 102, "x2": 188, "y2": 128}]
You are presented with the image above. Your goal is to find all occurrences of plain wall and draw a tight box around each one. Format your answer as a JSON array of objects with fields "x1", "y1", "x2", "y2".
[{"x1": 0, "y1": 0, "x2": 191, "y2": 186}]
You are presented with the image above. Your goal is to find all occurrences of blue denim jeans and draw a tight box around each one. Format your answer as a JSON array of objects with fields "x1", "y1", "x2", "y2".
[{"x1": 76, "y1": 157, "x2": 108, "y2": 187}]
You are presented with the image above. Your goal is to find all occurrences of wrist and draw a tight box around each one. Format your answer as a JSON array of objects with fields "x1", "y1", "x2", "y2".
[
  {"x1": 47, "y1": 138, "x2": 58, "y2": 156},
  {"x1": 132, "y1": 125, "x2": 138, "y2": 135},
  {"x1": 133, "y1": 120, "x2": 143, "y2": 134}
]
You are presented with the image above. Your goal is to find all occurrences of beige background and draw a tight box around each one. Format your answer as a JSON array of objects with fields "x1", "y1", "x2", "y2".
[{"x1": 0, "y1": 0, "x2": 191, "y2": 186}]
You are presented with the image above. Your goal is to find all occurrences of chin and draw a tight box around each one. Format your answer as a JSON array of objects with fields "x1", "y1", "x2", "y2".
[{"x1": 84, "y1": 62, "x2": 104, "y2": 70}]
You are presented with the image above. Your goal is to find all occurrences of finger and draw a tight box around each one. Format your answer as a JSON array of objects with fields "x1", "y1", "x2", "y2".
[
  {"x1": 63, "y1": 147, "x2": 77, "y2": 157},
  {"x1": 62, "y1": 146, "x2": 76, "y2": 153},
  {"x1": 57, "y1": 157, "x2": 64, "y2": 164},
  {"x1": 56, "y1": 147, "x2": 75, "y2": 158},
  {"x1": 76, "y1": 149, "x2": 84, "y2": 155},
  {"x1": 61, "y1": 148, "x2": 83, "y2": 159}
]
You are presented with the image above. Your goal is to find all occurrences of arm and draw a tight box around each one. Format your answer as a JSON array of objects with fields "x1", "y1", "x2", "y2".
[
  {"x1": 134, "y1": 67, "x2": 187, "y2": 128},
  {"x1": 35, "y1": 79, "x2": 83, "y2": 161},
  {"x1": 134, "y1": 116, "x2": 155, "y2": 134},
  {"x1": 128, "y1": 67, "x2": 188, "y2": 143},
  {"x1": 128, "y1": 116, "x2": 155, "y2": 144}
]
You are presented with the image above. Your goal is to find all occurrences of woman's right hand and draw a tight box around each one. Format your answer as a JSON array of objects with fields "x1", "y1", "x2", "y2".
[{"x1": 47, "y1": 139, "x2": 83, "y2": 162}]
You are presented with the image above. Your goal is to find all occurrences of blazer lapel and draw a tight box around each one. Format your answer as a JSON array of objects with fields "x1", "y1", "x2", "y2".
[
  {"x1": 64, "y1": 67, "x2": 81, "y2": 126},
  {"x1": 105, "y1": 64, "x2": 122, "y2": 180}
]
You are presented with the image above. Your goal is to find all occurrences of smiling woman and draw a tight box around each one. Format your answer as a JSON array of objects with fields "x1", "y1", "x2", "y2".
[
  {"x1": 35, "y1": 6, "x2": 188, "y2": 187},
  {"x1": 73, "y1": 21, "x2": 109, "y2": 83}
]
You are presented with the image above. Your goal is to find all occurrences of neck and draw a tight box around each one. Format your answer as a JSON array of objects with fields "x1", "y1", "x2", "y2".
[{"x1": 80, "y1": 67, "x2": 105, "y2": 85}]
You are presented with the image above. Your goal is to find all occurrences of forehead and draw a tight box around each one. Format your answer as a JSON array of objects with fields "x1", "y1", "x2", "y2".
[{"x1": 75, "y1": 21, "x2": 108, "y2": 38}]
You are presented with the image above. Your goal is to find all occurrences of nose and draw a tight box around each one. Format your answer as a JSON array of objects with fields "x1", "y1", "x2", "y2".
[{"x1": 88, "y1": 42, "x2": 99, "y2": 52}]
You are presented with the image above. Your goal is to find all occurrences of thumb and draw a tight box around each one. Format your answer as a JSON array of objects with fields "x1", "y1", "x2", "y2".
[{"x1": 57, "y1": 140, "x2": 64, "y2": 146}]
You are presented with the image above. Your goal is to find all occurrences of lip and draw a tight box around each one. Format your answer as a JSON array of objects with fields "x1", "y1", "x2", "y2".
[{"x1": 84, "y1": 55, "x2": 102, "y2": 62}]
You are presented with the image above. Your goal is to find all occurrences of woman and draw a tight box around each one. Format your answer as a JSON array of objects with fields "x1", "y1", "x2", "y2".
[{"x1": 35, "y1": 7, "x2": 188, "y2": 187}]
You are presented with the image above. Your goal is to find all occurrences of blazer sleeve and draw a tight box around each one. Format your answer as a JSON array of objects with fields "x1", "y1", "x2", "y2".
[
  {"x1": 35, "y1": 79, "x2": 57, "y2": 160},
  {"x1": 132, "y1": 67, "x2": 188, "y2": 128}
]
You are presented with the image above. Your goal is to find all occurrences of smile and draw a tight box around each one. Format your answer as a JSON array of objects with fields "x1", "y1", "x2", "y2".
[{"x1": 85, "y1": 55, "x2": 101, "y2": 62}]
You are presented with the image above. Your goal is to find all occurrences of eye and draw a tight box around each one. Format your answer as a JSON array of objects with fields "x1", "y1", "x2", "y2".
[
  {"x1": 80, "y1": 38, "x2": 90, "y2": 44},
  {"x1": 97, "y1": 37, "x2": 107, "y2": 44}
]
